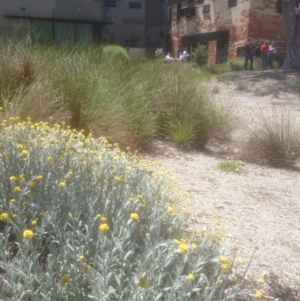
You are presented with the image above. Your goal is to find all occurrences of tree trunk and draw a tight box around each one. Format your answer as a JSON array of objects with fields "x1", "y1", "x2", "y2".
[{"x1": 282, "y1": 0, "x2": 300, "y2": 69}]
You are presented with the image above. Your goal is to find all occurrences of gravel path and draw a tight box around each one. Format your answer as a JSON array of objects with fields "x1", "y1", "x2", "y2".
[{"x1": 143, "y1": 70, "x2": 300, "y2": 292}]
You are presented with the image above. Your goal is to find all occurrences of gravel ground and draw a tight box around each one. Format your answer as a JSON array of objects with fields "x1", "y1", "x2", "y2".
[{"x1": 143, "y1": 70, "x2": 300, "y2": 298}]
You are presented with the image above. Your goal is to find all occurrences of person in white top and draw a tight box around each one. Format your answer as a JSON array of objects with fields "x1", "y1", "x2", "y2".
[
  {"x1": 182, "y1": 50, "x2": 189, "y2": 61},
  {"x1": 165, "y1": 53, "x2": 173, "y2": 61},
  {"x1": 268, "y1": 41, "x2": 277, "y2": 69}
]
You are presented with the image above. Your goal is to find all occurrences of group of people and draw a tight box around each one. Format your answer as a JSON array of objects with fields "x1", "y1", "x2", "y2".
[
  {"x1": 244, "y1": 37, "x2": 277, "y2": 70},
  {"x1": 165, "y1": 50, "x2": 189, "y2": 62}
]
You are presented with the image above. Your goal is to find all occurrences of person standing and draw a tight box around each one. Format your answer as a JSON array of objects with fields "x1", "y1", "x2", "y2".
[
  {"x1": 268, "y1": 41, "x2": 277, "y2": 69},
  {"x1": 244, "y1": 37, "x2": 253, "y2": 70},
  {"x1": 254, "y1": 43, "x2": 262, "y2": 70},
  {"x1": 261, "y1": 41, "x2": 269, "y2": 70}
]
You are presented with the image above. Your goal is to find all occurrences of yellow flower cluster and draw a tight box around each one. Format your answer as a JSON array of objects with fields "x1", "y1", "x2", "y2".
[
  {"x1": 0, "y1": 212, "x2": 9, "y2": 221},
  {"x1": 220, "y1": 255, "x2": 231, "y2": 270},
  {"x1": 130, "y1": 213, "x2": 139, "y2": 221}
]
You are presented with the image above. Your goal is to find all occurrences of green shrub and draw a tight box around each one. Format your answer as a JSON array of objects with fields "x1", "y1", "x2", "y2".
[
  {"x1": 217, "y1": 161, "x2": 243, "y2": 173},
  {"x1": 244, "y1": 108, "x2": 300, "y2": 166},
  {"x1": 0, "y1": 119, "x2": 256, "y2": 301},
  {"x1": 228, "y1": 59, "x2": 244, "y2": 71},
  {"x1": 155, "y1": 48, "x2": 165, "y2": 59},
  {"x1": 193, "y1": 44, "x2": 207, "y2": 66},
  {"x1": 101, "y1": 44, "x2": 131, "y2": 66},
  {"x1": 284, "y1": 78, "x2": 300, "y2": 93}
]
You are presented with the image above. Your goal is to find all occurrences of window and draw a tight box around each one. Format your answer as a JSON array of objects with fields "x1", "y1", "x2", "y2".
[
  {"x1": 105, "y1": 1, "x2": 116, "y2": 7},
  {"x1": 129, "y1": 2, "x2": 141, "y2": 9},
  {"x1": 236, "y1": 47, "x2": 245, "y2": 57},
  {"x1": 198, "y1": 0, "x2": 204, "y2": 4},
  {"x1": 185, "y1": 7, "x2": 196, "y2": 17},
  {"x1": 228, "y1": 0, "x2": 237, "y2": 7},
  {"x1": 188, "y1": 0, "x2": 195, "y2": 3},
  {"x1": 203, "y1": 4, "x2": 210, "y2": 13}
]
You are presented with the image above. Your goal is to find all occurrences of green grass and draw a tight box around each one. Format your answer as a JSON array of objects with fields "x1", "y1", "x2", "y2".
[
  {"x1": 217, "y1": 161, "x2": 243, "y2": 173},
  {"x1": 0, "y1": 41, "x2": 237, "y2": 149}
]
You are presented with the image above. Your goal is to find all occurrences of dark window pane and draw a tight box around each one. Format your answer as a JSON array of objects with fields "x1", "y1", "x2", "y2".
[
  {"x1": 129, "y1": 2, "x2": 142, "y2": 8},
  {"x1": 203, "y1": 4, "x2": 210, "y2": 12},
  {"x1": 228, "y1": 0, "x2": 237, "y2": 7},
  {"x1": 105, "y1": 1, "x2": 116, "y2": 7}
]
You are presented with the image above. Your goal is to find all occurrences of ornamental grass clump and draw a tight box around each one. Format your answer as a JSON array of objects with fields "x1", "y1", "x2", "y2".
[
  {"x1": 0, "y1": 120, "x2": 256, "y2": 300},
  {"x1": 244, "y1": 107, "x2": 300, "y2": 166}
]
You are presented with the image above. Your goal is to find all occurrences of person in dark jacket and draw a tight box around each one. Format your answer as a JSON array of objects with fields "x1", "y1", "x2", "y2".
[
  {"x1": 244, "y1": 37, "x2": 253, "y2": 70},
  {"x1": 254, "y1": 43, "x2": 261, "y2": 70}
]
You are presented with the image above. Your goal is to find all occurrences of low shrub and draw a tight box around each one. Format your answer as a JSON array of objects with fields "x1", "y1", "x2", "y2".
[
  {"x1": 101, "y1": 44, "x2": 131, "y2": 67},
  {"x1": 0, "y1": 119, "x2": 257, "y2": 301},
  {"x1": 243, "y1": 108, "x2": 300, "y2": 166},
  {"x1": 284, "y1": 77, "x2": 300, "y2": 93},
  {"x1": 228, "y1": 59, "x2": 244, "y2": 71},
  {"x1": 193, "y1": 44, "x2": 207, "y2": 66},
  {"x1": 217, "y1": 161, "x2": 243, "y2": 174}
]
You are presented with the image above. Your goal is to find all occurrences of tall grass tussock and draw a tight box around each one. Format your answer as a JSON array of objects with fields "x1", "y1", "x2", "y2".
[
  {"x1": 0, "y1": 41, "x2": 236, "y2": 149},
  {"x1": 0, "y1": 119, "x2": 259, "y2": 300},
  {"x1": 243, "y1": 107, "x2": 300, "y2": 166}
]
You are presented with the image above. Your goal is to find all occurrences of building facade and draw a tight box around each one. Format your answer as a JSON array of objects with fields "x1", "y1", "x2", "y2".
[
  {"x1": 167, "y1": 0, "x2": 285, "y2": 64},
  {"x1": 0, "y1": 0, "x2": 166, "y2": 50}
]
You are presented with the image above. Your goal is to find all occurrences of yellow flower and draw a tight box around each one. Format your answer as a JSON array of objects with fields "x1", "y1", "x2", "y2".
[
  {"x1": 10, "y1": 199, "x2": 16, "y2": 203},
  {"x1": 138, "y1": 277, "x2": 147, "y2": 288},
  {"x1": 31, "y1": 220, "x2": 37, "y2": 226},
  {"x1": 61, "y1": 274, "x2": 70, "y2": 284},
  {"x1": 178, "y1": 243, "x2": 188, "y2": 255},
  {"x1": 17, "y1": 144, "x2": 23, "y2": 151},
  {"x1": 167, "y1": 206, "x2": 174, "y2": 213},
  {"x1": 47, "y1": 156, "x2": 53, "y2": 163},
  {"x1": 100, "y1": 217, "x2": 107, "y2": 223},
  {"x1": 173, "y1": 239, "x2": 180, "y2": 245},
  {"x1": 255, "y1": 291, "x2": 263, "y2": 299},
  {"x1": 258, "y1": 278, "x2": 265, "y2": 284},
  {"x1": 221, "y1": 263, "x2": 231, "y2": 270},
  {"x1": 235, "y1": 257, "x2": 243, "y2": 265},
  {"x1": 192, "y1": 243, "x2": 197, "y2": 249},
  {"x1": 83, "y1": 264, "x2": 90, "y2": 272},
  {"x1": 220, "y1": 255, "x2": 228, "y2": 264},
  {"x1": 29, "y1": 181, "x2": 36, "y2": 188},
  {"x1": 58, "y1": 182, "x2": 66, "y2": 188},
  {"x1": 21, "y1": 150, "x2": 28, "y2": 157},
  {"x1": 14, "y1": 186, "x2": 21, "y2": 193},
  {"x1": 187, "y1": 273, "x2": 195, "y2": 282},
  {"x1": 37, "y1": 175, "x2": 43, "y2": 180},
  {"x1": 218, "y1": 279, "x2": 223, "y2": 284},
  {"x1": 9, "y1": 176, "x2": 17, "y2": 181},
  {"x1": 130, "y1": 213, "x2": 139, "y2": 221},
  {"x1": 99, "y1": 223, "x2": 110, "y2": 234},
  {"x1": 0, "y1": 212, "x2": 9, "y2": 221},
  {"x1": 12, "y1": 214, "x2": 18, "y2": 219},
  {"x1": 78, "y1": 255, "x2": 85, "y2": 261},
  {"x1": 23, "y1": 230, "x2": 34, "y2": 239}
]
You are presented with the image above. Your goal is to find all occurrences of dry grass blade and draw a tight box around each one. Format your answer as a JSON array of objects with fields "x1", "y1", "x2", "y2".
[{"x1": 244, "y1": 106, "x2": 300, "y2": 166}]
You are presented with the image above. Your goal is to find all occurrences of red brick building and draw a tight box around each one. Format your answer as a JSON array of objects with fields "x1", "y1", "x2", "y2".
[{"x1": 167, "y1": 0, "x2": 285, "y2": 64}]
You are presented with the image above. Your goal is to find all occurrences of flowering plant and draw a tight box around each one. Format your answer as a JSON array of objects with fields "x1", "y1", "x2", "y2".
[{"x1": 0, "y1": 119, "x2": 259, "y2": 300}]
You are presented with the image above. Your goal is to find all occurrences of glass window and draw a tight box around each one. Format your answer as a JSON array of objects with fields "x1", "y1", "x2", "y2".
[
  {"x1": 105, "y1": 1, "x2": 116, "y2": 7},
  {"x1": 198, "y1": 0, "x2": 204, "y2": 4},
  {"x1": 76, "y1": 23, "x2": 93, "y2": 45},
  {"x1": 203, "y1": 4, "x2": 210, "y2": 13},
  {"x1": 32, "y1": 20, "x2": 53, "y2": 42},
  {"x1": 228, "y1": 0, "x2": 237, "y2": 7},
  {"x1": 129, "y1": 2, "x2": 142, "y2": 9},
  {"x1": 54, "y1": 22, "x2": 75, "y2": 45}
]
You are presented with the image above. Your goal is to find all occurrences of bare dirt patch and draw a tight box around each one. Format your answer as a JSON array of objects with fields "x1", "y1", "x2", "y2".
[{"x1": 143, "y1": 69, "x2": 300, "y2": 298}]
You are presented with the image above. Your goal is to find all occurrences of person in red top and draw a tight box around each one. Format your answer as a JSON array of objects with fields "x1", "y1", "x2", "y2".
[{"x1": 261, "y1": 41, "x2": 269, "y2": 69}]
